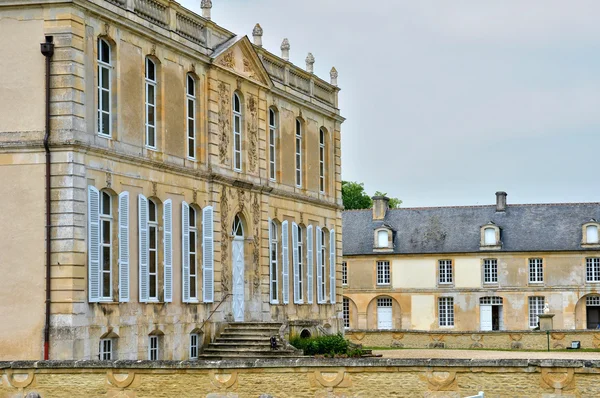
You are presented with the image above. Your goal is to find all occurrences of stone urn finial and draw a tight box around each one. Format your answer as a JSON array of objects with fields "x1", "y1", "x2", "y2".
[
  {"x1": 330, "y1": 66, "x2": 338, "y2": 86},
  {"x1": 253, "y1": 23, "x2": 263, "y2": 47},
  {"x1": 201, "y1": 0, "x2": 212, "y2": 20},
  {"x1": 305, "y1": 52, "x2": 315, "y2": 73},
  {"x1": 281, "y1": 38, "x2": 290, "y2": 61}
]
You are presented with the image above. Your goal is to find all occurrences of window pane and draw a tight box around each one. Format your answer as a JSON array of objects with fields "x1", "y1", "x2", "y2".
[
  {"x1": 147, "y1": 85, "x2": 155, "y2": 105},
  {"x1": 147, "y1": 60, "x2": 155, "y2": 80},
  {"x1": 235, "y1": 154, "x2": 241, "y2": 170},
  {"x1": 147, "y1": 126, "x2": 155, "y2": 147},
  {"x1": 188, "y1": 100, "x2": 194, "y2": 118},
  {"x1": 188, "y1": 138, "x2": 194, "y2": 158},
  {"x1": 149, "y1": 228, "x2": 156, "y2": 249},
  {"x1": 102, "y1": 272, "x2": 110, "y2": 297},
  {"x1": 588, "y1": 226, "x2": 599, "y2": 244},
  {"x1": 235, "y1": 134, "x2": 241, "y2": 148},
  {"x1": 149, "y1": 275, "x2": 156, "y2": 298},
  {"x1": 377, "y1": 230, "x2": 388, "y2": 247},
  {"x1": 234, "y1": 116, "x2": 240, "y2": 132},
  {"x1": 103, "y1": 246, "x2": 111, "y2": 270},
  {"x1": 102, "y1": 220, "x2": 111, "y2": 243},
  {"x1": 101, "y1": 113, "x2": 110, "y2": 135},
  {"x1": 190, "y1": 231, "x2": 196, "y2": 248},
  {"x1": 102, "y1": 193, "x2": 111, "y2": 214},
  {"x1": 100, "y1": 40, "x2": 110, "y2": 63},
  {"x1": 484, "y1": 228, "x2": 495, "y2": 245},
  {"x1": 101, "y1": 67, "x2": 110, "y2": 89}
]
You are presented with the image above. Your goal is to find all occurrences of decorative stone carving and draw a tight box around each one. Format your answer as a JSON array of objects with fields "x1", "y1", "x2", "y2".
[
  {"x1": 308, "y1": 369, "x2": 352, "y2": 389},
  {"x1": 423, "y1": 370, "x2": 457, "y2": 392},
  {"x1": 252, "y1": 193, "x2": 261, "y2": 289},
  {"x1": 221, "y1": 187, "x2": 230, "y2": 293},
  {"x1": 281, "y1": 38, "x2": 290, "y2": 61},
  {"x1": 306, "y1": 52, "x2": 315, "y2": 73},
  {"x1": 252, "y1": 23, "x2": 263, "y2": 47},
  {"x1": 544, "y1": 302, "x2": 550, "y2": 314},
  {"x1": 107, "y1": 370, "x2": 136, "y2": 389},
  {"x1": 150, "y1": 44, "x2": 156, "y2": 56},
  {"x1": 152, "y1": 181, "x2": 157, "y2": 197},
  {"x1": 219, "y1": 51, "x2": 235, "y2": 69},
  {"x1": 247, "y1": 94, "x2": 258, "y2": 172},
  {"x1": 217, "y1": 82, "x2": 231, "y2": 165},
  {"x1": 330, "y1": 67, "x2": 338, "y2": 86},
  {"x1": 540, "y1": 368, "x2": 575, "y2": 394},
  {"x1": 242, "y1": 58, "x2": 257, "y2": 80},
  {"x1": 209, "y1": 370, "x2": 238, "y2": 389},
  {"x1": 106, "y1": 172, "x2": 112, "y2": 188},
  {"x1": 237, "y1": 188, "x2": 245, "y2": 214},
  {"x1": 4, "y1": 369, "x2": 35, "y2": 388}
]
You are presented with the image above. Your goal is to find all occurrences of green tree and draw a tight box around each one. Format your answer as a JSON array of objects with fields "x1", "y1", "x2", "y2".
[
  {"x1": 373, "y1": 191, "x2": 403, "y2": 208},
  {"x1": 342, "y1": 181, "x2": 372, "y2": 210}
]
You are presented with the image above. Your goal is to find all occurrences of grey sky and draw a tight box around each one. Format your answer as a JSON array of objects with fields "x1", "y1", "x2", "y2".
[{"x1": 181, "y1": 0, "x2": 600, "y2": 207}]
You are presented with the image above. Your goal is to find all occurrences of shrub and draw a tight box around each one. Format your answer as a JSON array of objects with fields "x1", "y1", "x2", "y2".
[{"x1": 290, "y1": 333, "x2": 350, "y2": 356}]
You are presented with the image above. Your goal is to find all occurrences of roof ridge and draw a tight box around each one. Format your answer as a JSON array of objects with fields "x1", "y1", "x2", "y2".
[{"x1": 390, "y1": 202, "x2": 600, "y2": 211}]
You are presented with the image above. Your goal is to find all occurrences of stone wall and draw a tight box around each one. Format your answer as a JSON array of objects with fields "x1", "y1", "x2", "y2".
[
  {"x1": 1, "y1": 358, "x2": 599, "y2": 397},
  {"x1": 346, "y1": 329, "x2": 600, "y2": 350}
]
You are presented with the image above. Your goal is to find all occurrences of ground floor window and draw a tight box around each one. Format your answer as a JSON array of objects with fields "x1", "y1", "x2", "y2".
[
  {"x1": 343, "y1": 297, "x2": 350, "y2": 329},
  {"x1": 190, "y1": 333, "x2": 199, "y2": 359},
  {"x1": 149, "y1": 335, "x2": 159, "y2": 360},
  {"x1": 438, "y1": 297, "x2": 454, "y2": 327},
  {"x1": 528, "y1": 296, "x2": 545, "y2": 328},
  {"x1": 586, "y1": 296, "x2": 600, "y2": 329},
  {"x1": 100, "y1": 338, "x2": 112, "y2": 360}
]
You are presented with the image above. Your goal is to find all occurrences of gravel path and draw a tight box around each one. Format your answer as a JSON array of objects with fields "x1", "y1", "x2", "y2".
[{"x1": 372, "y1": 349, "x2": 600, "y2": 360}]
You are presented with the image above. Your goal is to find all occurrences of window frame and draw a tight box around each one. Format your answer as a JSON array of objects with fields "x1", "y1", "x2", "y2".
[
  {"x1": 297, "y1": 225, "x2": 304, "y2": 303},
  {"x1": 484, "y1": 227, "x2": 496, "y2": 245},
  {"x1": 99, "y1": 338, "x2": 113, "y2": 360},
  {"x1": 438, "y1": 297, "x2": 455, "y2": 327},
  {"x1": 186, "y1": 74, "x2": 196, "y2": 160},
  {"x1": 320, "y1": 228, "x2": 327, "y2": 301},
  {"x1": 438, "y1": 259, "x2": 453, "y2": 285},
  {"x1": 145, "y1": 57, "x2": 157, "y2": 149},
  {"x1": 189, "y1": 206, "x2": 198, "y2": 301},
  {"x1": 148, "y1": 199, "x2": 159, "y2": 301},
  {"x1": 528, "y1": 258, "x2": 544, "y2": 284},
  {"x1": 483, "y1": 258, "x2": 498, "y2": 284},
  {"x1": 319, "y1": 128, "x2": 326, "y2": 193},
  {"x1": 528, "y1": 296, "x2": 545, "y2": 328},
  {"x1": 270, "y1": 221, "x2": 279, "y2": 304},
  {"x1": 376, "y1": 260, "x2": 391, "y2": 286},
  {"x1": 97, "y1": 38, "x2": 112, "y2": 138},
  {"x1": 342, "y1": 261, "x2": 348, "y2": 286},
  {"x1": 295, "y1": 119, "x2": 303, "y2": 188},
  {"x1": 343, "y1": 297, "x2": 350, "y2": 329},
  {"x1": 233, "y1": 93, "x2": 242, "y2": 172},
  {"x1": 586, "y1": 257, "x2": 600, "y2": 283},
  {"x1": 99, "y1": 191, "x2": 113, "y2": 301},
  {"x1": 269, "y1": 108, "x2": 277, "y2": 181},
  {"x1": 189, "y1": 333, "x2": 199, "y2": 360},
  {"x1": 148, "y1": 335, "x2": 159, "y2": 360}
]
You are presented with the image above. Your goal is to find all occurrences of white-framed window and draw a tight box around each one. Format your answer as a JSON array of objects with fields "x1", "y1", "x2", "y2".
[
  {"x1": 100, "y1": 191, "x2": 112, "y2": 300},
  {"x1": 297, "y1": 225, "x2": 304, "y2": 303},
  {"x1": 528, "y1": 296, "x2": 545, "y2": 328},
  {"x1": 484, "y1": 227, "x2": 496, "y2": 245},
  {"x1": 343, "y1": 297, "x2": 350, "y2": 329},
  {"x1": 342, "y1": 261, "x2": 348, "y2": 285},
  {"x1": 269, "y1": 108, "x2": 277, "y2": 181},
  {"x1": 480, "y1": 296, "x2": 503, "y2": 305},
  {"x1": 529, "y1": 258, "x2": 543, "y2": 283},
  {"x1": 148, "y1": 335, "x2": 159, "y2": 360},
  {"x1": 588, "y1": 225, "x2": 599, "y2": 244},
  {"x1": 587, "y1": 296, "x2": 600, "y2": 306},
  {"x1": 189, "y1": 333, "x2": 199, "y2": 359},
  {"x1": 377, "y1": 261, "x2": 390, "y2": 285},
  {"x1": 438, "y1": 259, "x2": 453, "y2": 285},
  {"x1": 233, "y1": 93, "x2": 242, "y2": 171},
  {"x1": 438, "y1": 297, "x2": 454, "y2": 327},
  {"x1": 295, "y1": 119, "x2": 302, "y2": 187},
  {"x1": 320, "y1": 228, "x2": 327, "y2": 301},
  {"x1": 186, "y1": 74, "x2": 196, "y2": 159},
  {"x1": 270, "y1": 221, "x2": 278, "y2": 303},
  {"x1": 100, "y1": 338, "x2": 113, "y2": 360},
  {"x1": 189, "y1": 206, "x2": 198, "y2": 300},
  {"x1": 145, "y1": 57, "x2": 157, "y2": 149},
  {"x1": 483, "y1": 259, "x2": 498, "y2": 284},
  {"x1": 378, "y1": 297, "x2": 392, "y2": 307},
  {"x1": 377, "y1": 230, "x2": 388, "y2": 248},
  {"x1": 586, "y1": 258, "x2": 600, "y2": 282},
  {"x1": 97, "y1": 38, "x2": 111, "y2": 137},
  {"x1": 148, "y1": 200, "x2": 159, "y2": 300},
  {"x1": 319, "y1": 127, "x2": 325, "y2": 193}
]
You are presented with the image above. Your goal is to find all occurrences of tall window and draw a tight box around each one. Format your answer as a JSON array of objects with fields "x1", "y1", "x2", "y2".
[
  {"x1": 100, "y1": 191, "x2": 112, "y2": 300},
  {"x1": 484, "y1": 227, "x2": 496, "y2": 245},
  {"x1": 377, "y1": 230, "x2": 388, "y2": 248},
  {"x1": 483, "y1": 259, "x2": 498, "y2": 284},
  {"x1": 342, "y1": 261, "x2": 348, "y2": 285},
  {"x1": 233, "y1": 93, "x2": 242, "y2": 171},
  {"x1": 270, "y1": 221, "x2": 278, "y2": 303},
  {"x1": 587, "y1": 258, "x2": 600, "y2": 282},
  {"x1": 297, "y1": 226, "x2": 304, "y2": 302},
  {"x1": 377, "y1": 261, "x2": 390, "y2": 285},
  {"x1": 343, "y1": 297, "x2": 350, "y2": 329},
  {"x1": 148, "y1": 200, "x2": 158, "y2": 300},
  {"x1": 588, "y1": 225, "x2": 599, "y2": 244},
  {"x1": 529, "y1": 258, "x2": 543, "y2": 283},
  {"x1": 100, "y1": 338, "x2": 113, "y2": 360},
  {"x1": 145, "y1": 58, "x2": 157, "y2": 148},
  {"x1": 148, "y1": 335, "x2": 159, "y2": 360},
  {"x1": 189, "y1": 207, "x2": 198, "y2": 300},
  {"x1": 186, "y1": 75, "x2": 196, "y2": 159},
  {"x1": 295, "y1": 119, "x2": 302, "y2": 187},
  {"x1": 438, "y1": 297, "x2": 454, "y2": 327},
  {"x1": 269, "y1": 108, "x2": 277, "y2": 181},
  {"x1": 97, "y1": 39, "x2": 111, "y2": 137},
  {"x1": 319, "y1": 128, "x2": 325, "y2": 193},
  {"x1": 189, "y1": 333, "x2": 199, "y2": 360},
  {"x1": 529, "y1": 296, "x2": 545, "y2": 327},
  {"x1": 438, "y1": 260, "x2": 453, "y2": 285},
  {"x1": 320, "y1": 228, "x2": 327, "y2": 301}
]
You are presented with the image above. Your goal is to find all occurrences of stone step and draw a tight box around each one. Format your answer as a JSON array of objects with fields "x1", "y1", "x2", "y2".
[
  {"x1": 202, "y1": 348, "x2": 299, "y2": 356},
  {"x1": 223, "y1": 326, "x2": 281, "y2": 332},
  {"x1": 215, "y1": 337, "x2": 271, "y2": 343},
  {"x1": 227, "y1": 322, "x2": 283, "y2": 327},
  {"x1": 209, "y1": 342, "x2": 272, "y2": 349},
  {"x1": 198, "y1": 354, "x2": 305, "y2": 359},
  {"x1": 220, "y1": 331, "x2": 278, "y2": 338}
]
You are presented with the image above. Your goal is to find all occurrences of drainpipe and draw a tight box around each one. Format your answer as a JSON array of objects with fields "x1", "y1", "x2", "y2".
[{"x1": 40, "y1": 35, "x2": 54, "y2": 361}]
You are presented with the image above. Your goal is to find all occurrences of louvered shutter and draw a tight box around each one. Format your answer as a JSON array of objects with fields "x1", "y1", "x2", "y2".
[
  {"x1": 118, "y1": 191, "x2": 130, "y2": 302},
  {"x1": 88, "y1": 186, "x2": 100, "y2": 303},
  {"x1": 292, "y1": 222, "x2": 300, "y2": 304},
  {"x1": 330, "y1": 229, "x2": 336, "y2": 304},
  {"x1": 202, "y1": 206, "x2": 214, "y2": 303},
  {"x1": 268, "y1": 218, "x2": 275, "y2": 303},
  {"x1": 181, "y1": 201, "x2": 190, "y2": 303},
  {"x1": 316, "y1": 226, "x2": 323, "y2": 303},
  {"x1": 138, "y1": 194, "x2": 149, "y2": 302},
  {"x1": 163, "y1": 199, "x2": 173, "y2": 303},
  {"x1": 306, "y1": 225, "x2": 313, "y2": 304},
  {"x1": 282, "y1": 220, "x2": 289, "y2": 304}
]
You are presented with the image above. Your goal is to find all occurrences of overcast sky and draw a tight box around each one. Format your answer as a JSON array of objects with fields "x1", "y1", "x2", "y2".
[{"x1": 181, "y1": 0, "x2": 600, "y2": 207}]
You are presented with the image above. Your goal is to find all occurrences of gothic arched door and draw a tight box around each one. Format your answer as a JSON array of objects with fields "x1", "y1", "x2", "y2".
[{"x1": 232, "y1": 215, "x2": 245, "y2": 322}]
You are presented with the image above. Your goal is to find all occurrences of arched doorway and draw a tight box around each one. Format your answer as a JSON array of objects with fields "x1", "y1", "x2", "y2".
[
  {"x1": 232, "y1": 214, "x2": 245, "y2": 322},
  {"x1": 585, "y1": 295, "x2": 600, "y2": 329}
]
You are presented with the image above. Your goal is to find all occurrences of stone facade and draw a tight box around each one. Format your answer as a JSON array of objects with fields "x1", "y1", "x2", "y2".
[{"x1": 0, "y1": 0, "x2": 343, "y2": 360}]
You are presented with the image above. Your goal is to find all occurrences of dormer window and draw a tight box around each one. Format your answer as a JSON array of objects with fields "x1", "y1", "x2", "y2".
[
  {"x1": 374, "y1": 227, "x2": 392, "y2": 251},
  {"x1": 484, "y1": 228, "x2": 496, "y2": 245},
  {"x1": 582, "y1": 220, "x2": 600, "y2": 247},
  {"x1": 480, "y1": 223, "x2": 501, "y2": 250},
  {"x1": 377, "y1": 230, "x2": 388, "y2": 248},
  {"x1": 588, "y1": 225, "x2": 598, "y2": 244}
]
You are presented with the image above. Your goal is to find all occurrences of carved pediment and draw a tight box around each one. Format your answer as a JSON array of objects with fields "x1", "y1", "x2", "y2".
[{"x1": 213, "y1": 37, "x2": 271, "y2": 87}]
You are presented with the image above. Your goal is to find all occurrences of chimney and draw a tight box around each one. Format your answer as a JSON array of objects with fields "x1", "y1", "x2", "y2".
[
  {"x1": 252, "y1": 23, "x2": 263, "y2": 47},
  {"x1": 496, "y1": 191, "x2": 507, "y2": 212},
  {"x1": 201, "y1": 0, "x2": 212, "y2": 20},
  {"x1": 280, "y1": 38, "x2": 290, "y2": 61},
  {"x1": 372, "y1": 196, "x2": 390, "y2": 221}
]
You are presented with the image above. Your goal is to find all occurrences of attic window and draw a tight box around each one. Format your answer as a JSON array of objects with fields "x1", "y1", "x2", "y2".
[
  {"x1": 587, "y1": 225, "x2": 599, "y2": 244},
  {"x1": 377, "y1": 230, "x2": 389, "y2": 248},
  {"x1": 484, "y1": 227, "x2": 496, "y2": 245}
]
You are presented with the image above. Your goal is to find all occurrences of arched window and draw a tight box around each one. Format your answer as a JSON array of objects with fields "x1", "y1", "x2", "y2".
[
  {"x1": 233, "y1": 93, "x2": 242, "y2": 171},
  {"x1": 295, "y1": 119, "x2": 302, "y2": 187},
  {"x1": 97, "y1": 39, "x2": 112, "y2": 137},
  {"x1": 588, "y1": 225, "x2": 599, "y2": 244},
  {"x1": 145, "y1": 58, "x2": 157, "y2": 148},
  {"x1": 319, "y1": 128, "x2": 326, "y2": 193},
  {"x1": 148, "y1": 199, "x2": 158, "y2": 300},
  {"x1": 270, "y1": 221, "x2": 278, "y2": 303},
  {"x1": 269, "y1": 108, "x2": 277, "y2": 181},
  {"x1": 186, "y1": 74, "x2": 196, "y2": 159},
  {"x1": 377, "y1": 230, "x2": 388, "y2": 248},
  {"x1": 189, "y1": 206, "x2": 198, "y2": 300},
  {"x1": 232, "y1": 214, "x2": 244, "y2": 237},
  {"x1": 100, "y1": 191, "x2": 112, "y2": 300},
  {"x1": 484, "y1": 227, "x2": 496, "y2": 245}
]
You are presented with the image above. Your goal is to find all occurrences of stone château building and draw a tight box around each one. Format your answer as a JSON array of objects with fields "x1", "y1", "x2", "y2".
[
  {"x1": 0, "y1": 0, "x2": 344, "y2": 360},
  {"x1": 342, "y1": 193, "x2": 600, "y2": 332}
]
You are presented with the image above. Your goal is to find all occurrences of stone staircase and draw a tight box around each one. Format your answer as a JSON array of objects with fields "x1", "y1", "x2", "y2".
[{"x1": 200, "y1": 322, "x2": 304, "y2": 359}]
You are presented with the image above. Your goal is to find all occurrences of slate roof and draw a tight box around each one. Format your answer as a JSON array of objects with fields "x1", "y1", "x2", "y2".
[{"x1": 342, "y1": 203, "x2": 600, "y2": 256}]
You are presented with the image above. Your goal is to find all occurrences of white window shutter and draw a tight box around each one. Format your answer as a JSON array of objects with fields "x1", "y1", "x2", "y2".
[
  {"x1": 88, "y1": 185, "x2": 100, "y2": 303},
  {"x1": 163, "y1": 199, "x2": 173, "y2": 303},
  {"x1": 202, "y1": 206, "x2": 214, "y2": 303},
  {"x1": 138, "y1": 194, "x2": 149, "y2": 303},
  {"x1": 181, "y1": 201, "x2": 190, "y2": 303},
  {"x1": 118, "y1": 191, "x2": 130, "y2": 302},
  {"x1": 292, "y1": 222, "x2": 300, "y2": 304},
  {"x1": 306, "y1": 225, "x2": 313, "y2": 304},
  {"x1": 268, "y1": 218, "x2": 274, "y2": 303},
  {"x1": 282, "y1": 220, "x2": 289, "y2": 304},
  {"x1": 330, "y1": 229, "x2": 336, "y2": 304},
  {"x1": 316, "y1": 226, "x2": 323, "y2": 304}
]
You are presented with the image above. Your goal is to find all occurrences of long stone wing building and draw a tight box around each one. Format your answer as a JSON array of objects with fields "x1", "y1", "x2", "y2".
[
  {"x1": 0, "y1": 0, "x2": 344, "y2": 360},
  {"x1": 342, "y1": 193, "x2": 600, "y2": 332}
]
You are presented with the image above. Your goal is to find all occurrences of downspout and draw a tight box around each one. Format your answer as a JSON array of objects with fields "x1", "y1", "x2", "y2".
[{"x1": 41, "y1": 36, "x2": 54, "y2": 361}]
